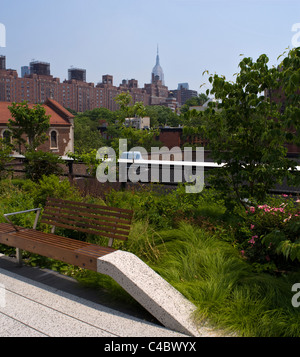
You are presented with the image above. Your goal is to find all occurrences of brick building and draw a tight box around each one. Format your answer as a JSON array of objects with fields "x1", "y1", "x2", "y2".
[
  {"x1": 0, "y1": 98, "x2": 74, "y2": 156},
  {"x1": 0, "y1": 55, "x2": 174, "y2": 113},
  {"x1": 171, "y1": 83, "x2": 198, "y2": 106}
]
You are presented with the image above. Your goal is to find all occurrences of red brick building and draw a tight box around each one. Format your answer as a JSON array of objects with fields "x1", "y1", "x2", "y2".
[
  {"x1": 0, "y1": 98, "x2": 74, "y2": 156},
  {"x1": 0, "y1": 56, "x2": 175, "y2": 113}
]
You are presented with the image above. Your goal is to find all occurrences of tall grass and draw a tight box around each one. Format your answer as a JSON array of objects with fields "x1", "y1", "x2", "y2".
[{"x1": 152, "y1": 222, "x2": 300, "y2": 337}]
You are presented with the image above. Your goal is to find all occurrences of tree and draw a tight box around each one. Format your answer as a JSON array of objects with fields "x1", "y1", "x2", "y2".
[
  {"x1": 0, "y1": 138, "x2": 13, "y2": 179},
  {"x1": 200, "y1": 49, "x2": 300, "y2": 210},
  {"x1": 180, "y1": 93, "x2": 209, "y2": 114},
  {"x1": 145, "y1": 105, "x2": 181, "y2": 127},
  {"x1": 24, "y1": 150, "x2": 64, "y2": 182},
  {"x1": 74, "y1": 114, "x2": 106, "y2": 153},
  {"x1": 8, "y1": 101, "x2": 50, "y2": 153},
  {"x1": 114, "y1": 92, "x2": 133, "y2": 121},
  {"x1": 132, "y1": 101, "x2": 146, "y2": 118},
  {"x1": 110, "y1": 127, "x2": 162, "y2": 154}
]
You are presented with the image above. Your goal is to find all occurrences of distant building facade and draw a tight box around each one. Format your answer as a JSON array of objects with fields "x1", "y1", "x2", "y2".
[
  {"x1": 171, "y1": 83, "x2": 198, "y2": 106},
  {"x1": 0, "y1": 53, "x2": 176, "y2": 113},
  {"x1": 125, "y1": 116, "x2": 150, "y2": 130}
]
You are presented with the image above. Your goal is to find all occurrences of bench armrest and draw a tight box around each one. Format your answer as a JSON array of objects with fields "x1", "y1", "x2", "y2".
[{"x1": 4, "y1": 208, "x2": 42, "y2": 231}]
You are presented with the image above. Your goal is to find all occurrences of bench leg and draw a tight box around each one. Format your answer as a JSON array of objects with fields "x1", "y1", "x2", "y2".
[
  {"x1": 97, "y1": 251, "x2": 202, "y2": 337},
  {"x1": 16, "y1": 248, "x2": 23, "y2": 266}
]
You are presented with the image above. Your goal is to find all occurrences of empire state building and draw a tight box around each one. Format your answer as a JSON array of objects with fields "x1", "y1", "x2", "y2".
[{"x1": 151, "y1": 47, "x2": 165, "y2": 85}]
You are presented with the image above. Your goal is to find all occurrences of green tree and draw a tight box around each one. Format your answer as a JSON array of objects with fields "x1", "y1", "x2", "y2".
[
  {"x1": 24, "y1": 150, "x2": 64, "y2": 182},
  {"x1": 180, "y1": 93, "x2": 209, "y2": 114},
  {"x1": 201, "y1": 50, "x2": 300, "y2": 210},
  {"x1": 114, "y1": 92, "x2": 133, "y2": 121},
  {"x1": 8, "y1": 101, "x2": 50, "y2": 153},
  {"x1": 132, "y1": 101, "x2": 146, "y2": 118},
  {"x1": 145, "y1": 105, "x2": 181, "y2": 127},
  {"x1": 74, "y1": 116, "x2": 105, "y2": 153},
  {"x1": 0, "y1": 138, "x2": 13, "y2": 179},
  {"x1": 111, "y1": 127, "x2": 161, "y2": 154}
]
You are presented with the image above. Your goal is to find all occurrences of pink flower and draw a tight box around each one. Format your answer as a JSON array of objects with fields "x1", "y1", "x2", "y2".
[
  {"x1": 250, "y1": 224, "x2": 255, "y2": 230},
  {"x1": 248, "y1": 235, "x2": 258, "y2": 244},
  {"x1": 241, "y1": 250, "x2": 245, "y2": 256},
  {"x1": 250, "y1": 207, "x2": 255, "y2": 213},
  {"x1": 282, "y1": 194, "x2": 288, "y2": 197}
]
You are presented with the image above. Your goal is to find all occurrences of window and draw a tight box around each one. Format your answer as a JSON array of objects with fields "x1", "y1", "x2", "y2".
[
  {"x1": 2, "y1": 129, "x2": 12, "y2": 144},
  {"x1": 50, "y1": 130, "x2": 58, "y2": 149}
]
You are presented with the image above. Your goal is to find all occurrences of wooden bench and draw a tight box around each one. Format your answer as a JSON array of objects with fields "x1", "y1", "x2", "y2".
[
  {"x1": 0, "y1": 197, "x2": 133, "y2": 271},
  {"x1": 0, "y1": 197, "x2": 201, "y2": 336}
]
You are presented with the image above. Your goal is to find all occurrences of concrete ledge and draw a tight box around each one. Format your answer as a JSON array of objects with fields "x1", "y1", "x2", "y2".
[{"x1": 97, "y1": 250, "x2": 210, "y2": 337}]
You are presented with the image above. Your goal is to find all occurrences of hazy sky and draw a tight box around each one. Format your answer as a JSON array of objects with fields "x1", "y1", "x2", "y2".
[{"x1": 0, "y1": 0, "x2": 299, "y2": 93}]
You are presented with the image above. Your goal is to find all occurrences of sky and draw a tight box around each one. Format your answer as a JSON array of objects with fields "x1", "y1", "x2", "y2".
[{"x1": 0, "y1": 0, "x2": 299, "y2": 94}]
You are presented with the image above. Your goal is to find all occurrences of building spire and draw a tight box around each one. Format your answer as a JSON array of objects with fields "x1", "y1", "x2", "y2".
[
  {"x1": 151, "y1": 44, "x2": 165, "y2": 85},
  {"x1": 156, "y1": 44, "x2": 160, "y2": 65}
]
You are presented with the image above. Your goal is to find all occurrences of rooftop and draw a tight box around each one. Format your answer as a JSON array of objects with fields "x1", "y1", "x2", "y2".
[{"x1": 0, "y1": 99, "x2": 74, "y2": 126}]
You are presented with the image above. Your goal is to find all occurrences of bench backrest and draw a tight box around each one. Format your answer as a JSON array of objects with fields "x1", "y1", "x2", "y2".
[{"x1": 41, "y1": 197, "x2": 133, "y2": 247}]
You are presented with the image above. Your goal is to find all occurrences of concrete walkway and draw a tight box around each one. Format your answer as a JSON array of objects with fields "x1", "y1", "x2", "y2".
[{"x1": 0, "y1": 254, "x2": 188, "y2": 337}]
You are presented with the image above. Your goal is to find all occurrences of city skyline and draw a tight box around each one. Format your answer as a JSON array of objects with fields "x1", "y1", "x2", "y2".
[{"x1": 0, "y1": 0, "x2": 299, "y2": 93}]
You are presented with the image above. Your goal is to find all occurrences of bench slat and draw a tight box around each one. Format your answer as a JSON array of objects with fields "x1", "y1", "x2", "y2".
[
  {"x1": 42, "y1": 215, "x2": 129, "y2": 239},
  {"x1": 45, "y1": 202, "x2": 133, "y2": 220},
  {"x1": 0, "y1": 229, "x2": 114, "y2": 271},
  {"x1": 42, "y1": 207, "x2": 132, "y2": 229},
  {"x1": 41, "y1": 219, "x2": 129, "y2": 241},
  {"x1": 47, "y1": 197, "x2": 133, "y2": 215},
  {"x1": 42, "y1": 214, "x2": 130, "y2": 237},
  {"x1": 11, "y1": 229, "x2": 89, "y2": 249}
]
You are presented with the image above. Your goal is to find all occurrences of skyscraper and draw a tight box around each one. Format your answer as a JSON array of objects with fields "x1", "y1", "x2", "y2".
[{"x1": 151, "y1": 46, "x2": 165, "y2": 85}]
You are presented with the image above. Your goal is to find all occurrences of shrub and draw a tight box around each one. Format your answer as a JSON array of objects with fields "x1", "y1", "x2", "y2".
[
  {"x1": 24, "y1": 150, "x2": 64, "y2": 182},
  {"x1": 236, "y1": 195, "x2": 300, "y2": 271},
  {"x1": 21, "y1": 174, "x2": 82, "y2": 207},
  {"x1": 0, "y1": 138, "x2": 13, "y2": 180}
]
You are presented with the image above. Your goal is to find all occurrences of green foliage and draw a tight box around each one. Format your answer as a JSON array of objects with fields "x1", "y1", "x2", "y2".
[
  {"x1": 234, "y1": 195, "x2": 300, "y2": 271},
  {"x1": 180, "y1": 93, "x2": 209, "y2": 114},
  {"x1": 0, "y1": 138, "x2": 13, "y2": 179},
  {"x1": 24, "y1": 150, "x2": 64, "y2": 182},
  {"x1": 145, "y1": 105, "x2": 181, "y2": 127},
  {"x1": 73, "y1": 107, "x2": 116, "y2": 153},
  {"x1": 110, "y1": 127, "x2": 162, "y2": 154},
  {"x1": 20, "y1": 174, "x2": 81, "y2": 207},
  {"x1": 8, "y1": 101, "x2": 50, "y2": 153},
  {"x1": 0, "y1": 176, "x2": 299, "y2": 336},
  {"x1": 153, "y1": 222, "x2": 300, "y2": 337},
  {"x1": 74, "y1": 118, "x2": 105, "y2": 153},
  {"x1": 201, "y1": 49, "x2": 300, "y2": 210},
  {"x1": 67, "y1": 149, "x2": 102, "y2": 177},
  {"x1": 114, "y1": 91, "x2": 133, "y2": 113}
]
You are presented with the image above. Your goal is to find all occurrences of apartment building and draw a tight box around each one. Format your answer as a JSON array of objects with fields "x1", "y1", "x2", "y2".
[{"x1": 0, "y1": 54, "x2": 177, "y2": 113}]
